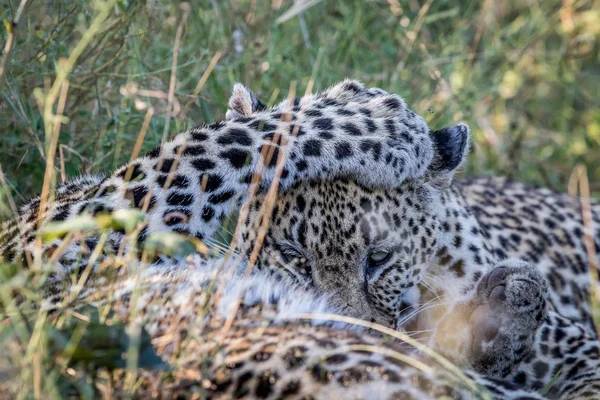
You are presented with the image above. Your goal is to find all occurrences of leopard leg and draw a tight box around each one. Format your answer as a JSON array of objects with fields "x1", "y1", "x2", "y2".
[
  {"x1": 507, "y1": 310, "x2": 600, "y2": 398},
  {"x1": 431, "y1": 260, "x2": 548, "y2": 378}
]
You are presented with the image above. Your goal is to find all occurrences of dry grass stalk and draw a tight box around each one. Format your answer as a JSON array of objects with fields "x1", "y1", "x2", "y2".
[
  {"x1": 33, "y1": 78, "x2": 70, "y2": 270},
  {"x1": 58, "y1": 145, "x2": 67, "y2": 184},
  {"x1": 297, "y1": 313, "x2": 492, "y2": 399},
  {"x1": 161, "y1": 3, "x2": 191, "y2": 143},
  {"x1": 124, "y1": 108, "x2": 155, "y2": 182},
  {"x1": 328, "y1": 344, "x2": 433, "y2": 374},
  {"x1": 0, "y1": 0, "x2": 30, "y2": 93},
  {"x1": 568, "y1": 165, "x2": 599, "y2": 323},
  {"x1": 276, "y1": 0, "x2": 324, "y2": 24},
  {"x1": 215, "y1": 81, "x2": 299, "y2": 345},
  {"x1": 31, "y1": 0, "x2": 117, "y2": 270},
  {"x1": 182, "y1": 51, "x2": 223, "y2": 117},
  {"x1": 0, "y1": 165, "x2": 21, "y2": 222}
]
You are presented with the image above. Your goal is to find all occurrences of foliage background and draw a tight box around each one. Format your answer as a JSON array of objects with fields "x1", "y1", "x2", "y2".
[{"x1": 0, "y1": 0, "x2": 599, "y2": 211}]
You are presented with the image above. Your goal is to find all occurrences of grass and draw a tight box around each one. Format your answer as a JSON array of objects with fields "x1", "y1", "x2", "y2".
[{"x1": 0, "y1": 0, "x2": 599, "y2": 398}]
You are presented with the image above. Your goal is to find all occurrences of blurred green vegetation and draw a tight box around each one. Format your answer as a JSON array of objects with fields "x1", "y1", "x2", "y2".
[{"x1": 0, "y1": 0, "x2": 598, "y2": 208}]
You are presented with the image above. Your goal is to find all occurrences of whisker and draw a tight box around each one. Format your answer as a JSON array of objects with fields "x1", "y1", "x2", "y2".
[
  {"x1": 204, "y1": 238, "x2": 240, "y2": 257},
  {"x1": 419, "y1": 278, "x2": 440, "y2": 300},
  {"x1": 397, "y1": 297, "x2": 437, "y2": 325},
  {"x1": 397, "y1": 299, "x2": 450, "y2": 328},
  {"x1": 420, "y1": 274, "x2": 445, "y2": 302},
  {"x1": 218, "y1": 224, "x2": 238, "y2": 239}
]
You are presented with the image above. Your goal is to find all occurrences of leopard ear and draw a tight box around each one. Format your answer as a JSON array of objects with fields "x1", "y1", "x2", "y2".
[
  {"x1": 324, "y1": 79, "x2": 366, "y2": 101},
  {"x1": 427, "y1": 123, "x2": 470, "y2": 187},
  {"x1": 226, "y1": 83, "x2": 266, "y2": 120}
]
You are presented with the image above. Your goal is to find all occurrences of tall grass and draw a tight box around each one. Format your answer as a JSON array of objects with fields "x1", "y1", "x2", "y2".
[{"x1": 0, "y1": 0, "x2": 598, "y2": 205}]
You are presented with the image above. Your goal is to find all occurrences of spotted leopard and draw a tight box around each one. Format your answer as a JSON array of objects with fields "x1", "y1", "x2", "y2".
[
  {"x1": 0, "y1": 81, "x2": 598, "y2": 398},
  {"x1": 246, "y1": 176, "x2": 600, "y2": 398},
  {"x1": 49, "y1": 258, "x2": 545, "y2": 399}
]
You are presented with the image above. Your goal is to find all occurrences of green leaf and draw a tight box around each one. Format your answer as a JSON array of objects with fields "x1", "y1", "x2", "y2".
[
  {"x1": 116, "y1": 0, "x2": 129, "y2": 12},
  {"x1": 0, "y1": 262, "x2": 30, "y2": 291},
  {"x1": 40, "y1": 215, "x2": 99, "y2": 241},
  {"x1": 109, "y1": 209, "x2": 146, "y2": 233},
  {"x1": 0, "y1": 262, "x2": 20, "y2": 282},
  {"x1": 143, "y1": 232, "x2": 196, "y2": 259},
  {"x1": 47, "y1": 305, "x2": 168, "y2": 372},
  {"x1": 135, "y1": 329, "x2": 167, "y2": 369},
  {"x1": 39, "y1": 209, "x2": 146, "y2": 242}
]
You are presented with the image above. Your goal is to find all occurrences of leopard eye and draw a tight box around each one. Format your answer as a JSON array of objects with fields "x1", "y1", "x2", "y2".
[{"x1": 367, "y1": 250, "x2": 393, "y2": 269}]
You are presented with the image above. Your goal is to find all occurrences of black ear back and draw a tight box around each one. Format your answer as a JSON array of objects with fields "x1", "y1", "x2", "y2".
[{"x1": 429, "y1": 123, "x2": 470, "y2": 173}]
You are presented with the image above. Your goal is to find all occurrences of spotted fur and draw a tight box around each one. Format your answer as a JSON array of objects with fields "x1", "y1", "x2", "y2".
[
  {"x1": 242, "y1": 176, "x2": 600, "y2": 398},
  {"x1": 0, "y1": 80, "x2": 435, "y2": 271},
  {"x1": 72, "y1": 258, "x2": 545, "y2": 399},
  {"x1": 1, "y1": 81, "x2": 599, "y2": 398}
]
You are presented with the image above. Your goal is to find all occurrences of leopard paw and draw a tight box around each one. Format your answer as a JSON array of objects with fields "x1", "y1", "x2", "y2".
[
  {"x1": 469, "y1": 260, "x2": 548, "y2": 377},
  {"x1": 431, "y1": 259, "x2": 548, "y2": 378}
]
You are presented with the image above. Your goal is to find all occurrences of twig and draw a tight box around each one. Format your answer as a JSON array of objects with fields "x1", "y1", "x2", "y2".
[
  {"x1": 124, "y1": 108, "x2": 154, "y2": 182},
  {"x1": 181, "y1": 51, "x2": 222, "y2": 117},
  {"x1": 276, "y1": 0, "x2": 323, "y2": 24},
  {"x1": 39, "y1": 0, "x2": 116, "y2": 141},
  {"x1": 0, "y1": 164, "x2": 20, "y2": 219},
  {"x1": 33, "y1": 77, "x2": 70, "y2": 269},
  {"x1": 0, "y1": 0, "x2": 30, "y2": 94}
]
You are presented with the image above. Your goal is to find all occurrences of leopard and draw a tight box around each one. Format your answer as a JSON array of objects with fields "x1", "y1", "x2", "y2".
[
  {"x1": 245, "y1": 177, "x2": 600, "y2": 399},
  {"x1": 35, "y1": 256, "x2": 545, "y2": 399},
  {"x1": 0, "y1": 80, "x2": 598, "y2": 398}
]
